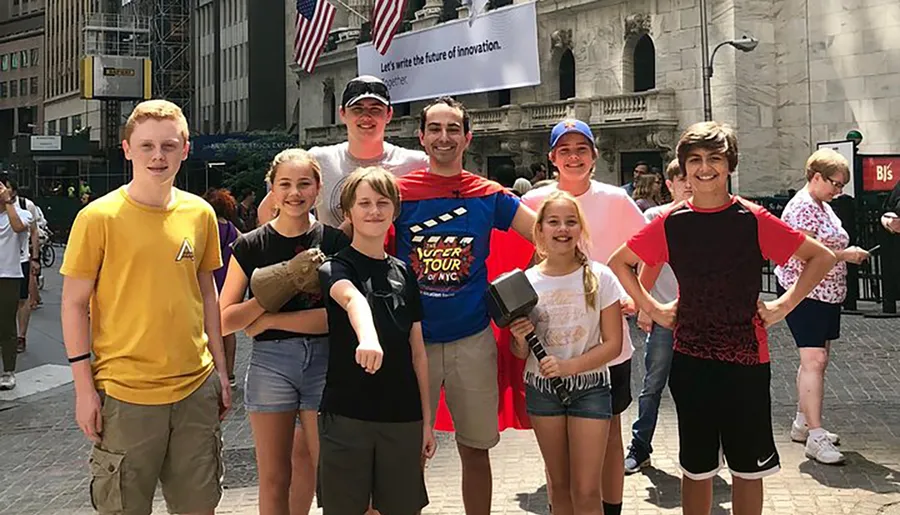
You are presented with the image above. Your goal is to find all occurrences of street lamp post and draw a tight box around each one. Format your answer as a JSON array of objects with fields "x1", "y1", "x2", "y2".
[
  {"x1": 205, "y1": 162, "x2": 226, "y2": 192},
  {"x1": 699, "y1": 0, "x2": 759, "y2": 121}
]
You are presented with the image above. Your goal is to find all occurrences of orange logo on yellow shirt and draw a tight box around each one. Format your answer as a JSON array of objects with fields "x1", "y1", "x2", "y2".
[{"x1": 175, "y1": 238, "x2": 195, "y2": 261}]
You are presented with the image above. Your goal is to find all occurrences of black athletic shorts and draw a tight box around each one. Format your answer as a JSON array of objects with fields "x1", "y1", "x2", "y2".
[
  {"x1": 19, "y1": 262, "x2": 29, "y2": 300},
  {"x1": 610, "y1": 359, "x2": 632, "y2": 416},
  {"x1": 668, "y1": 352, "x2": 780, "y2": 480},
  {"x1": 777, "y1": 284, "x2": 841, "y2": 347},
  {"x1": 318, "y1": 412, "x2": 428, "y2": 515}
]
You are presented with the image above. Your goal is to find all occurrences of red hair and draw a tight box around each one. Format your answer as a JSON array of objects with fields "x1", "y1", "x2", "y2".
[{"x1": 204, "y1": 188, "x2": 237, "y2": 221}]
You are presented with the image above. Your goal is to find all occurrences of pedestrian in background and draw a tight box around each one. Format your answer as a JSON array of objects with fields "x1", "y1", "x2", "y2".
[
  {"x1": 775, "y1": 148, "x2": 870, "y2": 465},
  {"x1": 204, "y1": 187, "x2": 242, "y2": 387}
]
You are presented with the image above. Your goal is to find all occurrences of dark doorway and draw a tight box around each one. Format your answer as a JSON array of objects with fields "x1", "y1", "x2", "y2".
[
  {"x1": 487, "y1": 156, "x2": 517, "y2": 187},
  {"x1": 559, "y1": 49, "x2": 575, "y2": 100},
  {"x1": 620, "y1": 151, "x2": 664, "y2": 186},
  {"x1": 633, "y1": 35, "x2": 656, "y2": 92}
]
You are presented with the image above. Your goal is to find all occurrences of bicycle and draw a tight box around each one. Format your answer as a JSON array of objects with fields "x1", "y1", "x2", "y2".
[{"x1": 39, "y1": 227, "x2": 55, "y2": 269}]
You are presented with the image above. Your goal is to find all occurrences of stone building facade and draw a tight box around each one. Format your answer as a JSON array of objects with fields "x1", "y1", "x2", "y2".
[{"x1": 291, "y1": 0, "x2": 900, "y2": 195}]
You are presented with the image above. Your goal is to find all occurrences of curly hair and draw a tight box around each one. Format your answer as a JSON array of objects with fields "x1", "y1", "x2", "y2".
[{"x1": 204, "y1": 188, "x2": 238, "y2": 221}]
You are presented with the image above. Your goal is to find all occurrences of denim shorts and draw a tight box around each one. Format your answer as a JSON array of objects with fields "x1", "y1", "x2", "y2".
[
  {"x1": 525, "y1": 382, "x2": 613, "y2": 420},
  {"x1": 244, "y1": 336, "x2": 329, "y2": 413}
]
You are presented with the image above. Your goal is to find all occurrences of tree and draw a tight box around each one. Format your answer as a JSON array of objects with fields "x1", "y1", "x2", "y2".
[{"x1": 208, "y1": 131, "x2": 298, "y2": 197}]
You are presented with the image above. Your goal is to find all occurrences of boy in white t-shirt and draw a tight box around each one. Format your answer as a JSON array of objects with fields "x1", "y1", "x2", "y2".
[
  {"x1": 624, "y1": 159, "x2": 690, "y2": 474},
  {"x1": 0, "y1": 177, "x2": 32, "y2": 389},
  {"x1": 522, "y1": 119, "x2": 646, "y2": 515}
]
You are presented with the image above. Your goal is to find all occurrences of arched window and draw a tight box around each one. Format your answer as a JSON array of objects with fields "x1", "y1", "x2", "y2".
[
  {"x1": 633, "y1": 35, "x2": 655, "y2": 92},
  {"x1": 558, "y1": 49, "x2": 575, "y2": 100}
]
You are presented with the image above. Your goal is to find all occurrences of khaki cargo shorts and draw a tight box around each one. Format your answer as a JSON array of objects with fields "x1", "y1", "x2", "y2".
[
  {"x1": 426, "y1": 326, "x2": 500, "y2": 450},
  {"x1": 89, "y1": 373, "x2": 224, "y2": 515}
]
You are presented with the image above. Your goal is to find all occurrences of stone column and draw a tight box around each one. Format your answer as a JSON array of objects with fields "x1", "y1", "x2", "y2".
[
  {"x1": 411, "y1": 0, "x2": 442, "y2": 30},
  {"x1": 347, "y1": 0, "x2": 370, "y2": 29}
]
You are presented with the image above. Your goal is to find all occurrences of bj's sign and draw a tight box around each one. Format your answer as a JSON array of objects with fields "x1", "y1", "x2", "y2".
[{"x1": 862, "y1": 156, "x2": 900, "y2": 192}]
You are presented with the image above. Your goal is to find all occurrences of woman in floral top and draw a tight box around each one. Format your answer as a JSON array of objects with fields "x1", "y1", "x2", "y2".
[{"x1": 774, "y1": 148, "x2": 870, "y2": 466}]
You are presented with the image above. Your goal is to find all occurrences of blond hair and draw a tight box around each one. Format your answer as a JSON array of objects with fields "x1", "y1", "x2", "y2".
[
  {"x1": 265, "y1": 148, "x2": 322, "y2": 185},
  {"x1": 339, "y1": 166, "x2": 401, "y2": 221},
  {"x1": 805, "y1": 148, "x2": 849, "y2": 182},
  {"x1": 122, "y1": 99, "x2": 189, "y2": 143},
  {"x1": 533, "y1": 191, "x2": 598, "y2": 310},
  {"x1": 664, "y1": 158, "x2": 683, "y2": 181}
]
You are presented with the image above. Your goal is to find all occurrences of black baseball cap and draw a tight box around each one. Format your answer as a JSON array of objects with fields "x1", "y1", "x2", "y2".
[{"x1": 341, "y1": 76, "x2": 391, "y2": 108}]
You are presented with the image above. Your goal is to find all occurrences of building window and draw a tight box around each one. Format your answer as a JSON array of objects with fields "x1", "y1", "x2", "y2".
[
  {"x1": 10, "y1": 80, "x2": 17, "y2": 97},
  {"x1": 11, "y1": 53, "x2": 18, "y2": 69},
  {"x1": 1, "y1": 55, "x2": 8, "y2": 71},
  {"x1": 72, "y1": 114, "x2": 82, "y2": 131},
  {"x1": 394, "y1": 102, "x2": 411, "y2": 117},
  {"x1": 30, "y1": 77, "x2": 37, "y2": 95},
  {"x1": 488, "y1": 89, "x2": 511, "y2": 108},
  {"x1": 59, "y1": 117, "x2": 69, "y2": 135},
  {"x1": 30, "y1": 49, "x2": 38, "y2": 66},
  {"x1": 633, "y1": 35, "x2": 656, "y2": 92},
  {"x1": 47, "y1": 120, "x2": 56, "y2": 135},
  {"x1": 559, "y1": 49, "x2": 576, "y2": 100},
  {"x1": 0, "y1": 82, "x2": 7, "y2": 98},
  {"x1": 20, "y1": 51, "x2": 28, "y2": 68},
  {"x1": 19, "y1": 79, "x2": 27, "y2": 95}
]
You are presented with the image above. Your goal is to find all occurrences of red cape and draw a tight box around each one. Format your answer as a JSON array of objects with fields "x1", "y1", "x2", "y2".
[
  {"x1": 388, "y1": 170, "x2": 535, "y2": 431},
  {"x1": 433, "y1": 228, "x2": 535, "y2": 431}
]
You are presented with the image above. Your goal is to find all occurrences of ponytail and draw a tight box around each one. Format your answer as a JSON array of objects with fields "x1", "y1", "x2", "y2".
[{"x1": 577, "y1": 248, "x2": 598, "y2": 310}]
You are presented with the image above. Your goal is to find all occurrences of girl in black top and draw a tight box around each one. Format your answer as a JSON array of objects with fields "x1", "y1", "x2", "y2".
[{"x1": 219, "y1": 149, "x2": 349, "y2": 514}]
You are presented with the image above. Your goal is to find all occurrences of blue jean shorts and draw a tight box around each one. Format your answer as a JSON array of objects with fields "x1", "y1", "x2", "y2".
[
  {"x1": 525, "y1": 382, "x2": 613, "y2": 420},
  {"x1": 244, "y1": 336, "x2": 329, "y2": 413}
]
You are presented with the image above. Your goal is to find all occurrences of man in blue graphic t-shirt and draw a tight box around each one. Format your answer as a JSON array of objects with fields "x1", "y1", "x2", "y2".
[{"x1": 393, "y1": 96, "x2": 535, "y2": 515}]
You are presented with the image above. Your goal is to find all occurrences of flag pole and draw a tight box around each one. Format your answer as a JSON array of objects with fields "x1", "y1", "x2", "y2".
[{"x1": 329, "y1": 0, "x2": 369, "y2": 23}]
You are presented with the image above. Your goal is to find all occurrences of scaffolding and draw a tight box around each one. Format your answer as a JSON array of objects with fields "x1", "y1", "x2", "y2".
[
  {"x1": 82, "y1": 12, "x2": 151, "y2": 150},
  {"x1": 122, "y1": 0, "x2": 192, "y2": 121}
]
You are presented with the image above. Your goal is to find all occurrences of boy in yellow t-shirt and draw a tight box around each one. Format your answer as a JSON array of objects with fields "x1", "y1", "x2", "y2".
[{"x1": 60, "y1": 99, "x2": 230, "y2": 515}]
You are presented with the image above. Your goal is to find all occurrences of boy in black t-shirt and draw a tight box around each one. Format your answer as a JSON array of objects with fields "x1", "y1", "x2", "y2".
[
  {"x1": 609, "y1": 122, "x2": 836, "y2": 515},
  {"x1": 318, "y1": 166, "x2": 435, "y2": 515}
]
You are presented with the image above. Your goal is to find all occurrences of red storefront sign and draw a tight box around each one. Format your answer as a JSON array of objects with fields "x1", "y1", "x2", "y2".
[{"x1": 862, "y1": 156, "x2": 900, "y2": 192}]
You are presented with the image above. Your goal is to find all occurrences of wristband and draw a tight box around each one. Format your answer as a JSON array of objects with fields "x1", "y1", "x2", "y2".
[{"x1": 67, "y1": 353, "x2": 91, "y2": 364}]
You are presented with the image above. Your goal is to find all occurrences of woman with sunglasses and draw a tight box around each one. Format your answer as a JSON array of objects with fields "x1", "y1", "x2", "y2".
[{"x1": 774, "y1": 148, "x2": 869, "y2": 466}]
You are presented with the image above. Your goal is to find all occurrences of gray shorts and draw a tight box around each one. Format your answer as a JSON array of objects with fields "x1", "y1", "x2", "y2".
[{"x1": 318, "y1": 412, "x2": 428, "y2": 515}]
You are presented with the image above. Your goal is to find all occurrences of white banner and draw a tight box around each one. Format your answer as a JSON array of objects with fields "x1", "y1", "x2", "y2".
[{"x1": 356, "y1": 2, "x2": 540, "y2": 104}]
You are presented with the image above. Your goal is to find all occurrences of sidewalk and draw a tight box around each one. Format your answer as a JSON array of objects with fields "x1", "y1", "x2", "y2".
[{"x1": 1, "y1": 269, "x2": 899, "y2": 514}]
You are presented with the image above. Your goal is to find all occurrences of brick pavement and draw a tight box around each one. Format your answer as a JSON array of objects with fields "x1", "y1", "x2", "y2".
[{"x1": 0, "y1": 301, "x2": 898, "y2": 514}]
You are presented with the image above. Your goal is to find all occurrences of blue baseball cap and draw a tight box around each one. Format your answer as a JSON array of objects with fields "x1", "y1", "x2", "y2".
[{"x1": 549, "y1": 119, "x2": 595, "y2": 149}]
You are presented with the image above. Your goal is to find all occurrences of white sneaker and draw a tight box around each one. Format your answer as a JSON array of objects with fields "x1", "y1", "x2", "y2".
[
  {"x1": 791, "y1": 420, "x2": 839, "y2": 445},
  {"x1": 0, "y1": 372, "x2": 14, "y2": 390},
  {"x1": 805, "y1": 434, "x2": 845, "y2": 465}
]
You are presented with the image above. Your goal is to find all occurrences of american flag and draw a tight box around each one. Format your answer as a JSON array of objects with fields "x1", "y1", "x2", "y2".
[
  {"x1": 294, "y1": 0, "x2": 336, "y2": 73},
  {"x1": 371, "y1": 0, "x2": 407, "y2": 55}
]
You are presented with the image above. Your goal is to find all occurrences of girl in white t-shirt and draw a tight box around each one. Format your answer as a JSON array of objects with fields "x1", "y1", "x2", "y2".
[{"x1": 510, "y1": 190, "x2": 625, "y2": 515}]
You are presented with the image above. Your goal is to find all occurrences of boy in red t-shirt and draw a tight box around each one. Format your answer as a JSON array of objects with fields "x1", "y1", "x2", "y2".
[{"x1": 609, "y1": 122, "x2": 836, "y2": 514}]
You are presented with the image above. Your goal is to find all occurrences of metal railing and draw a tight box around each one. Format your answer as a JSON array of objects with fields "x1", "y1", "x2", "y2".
[{"x1": 751, "y1": 194, "x2": 889, "y2": 309}]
